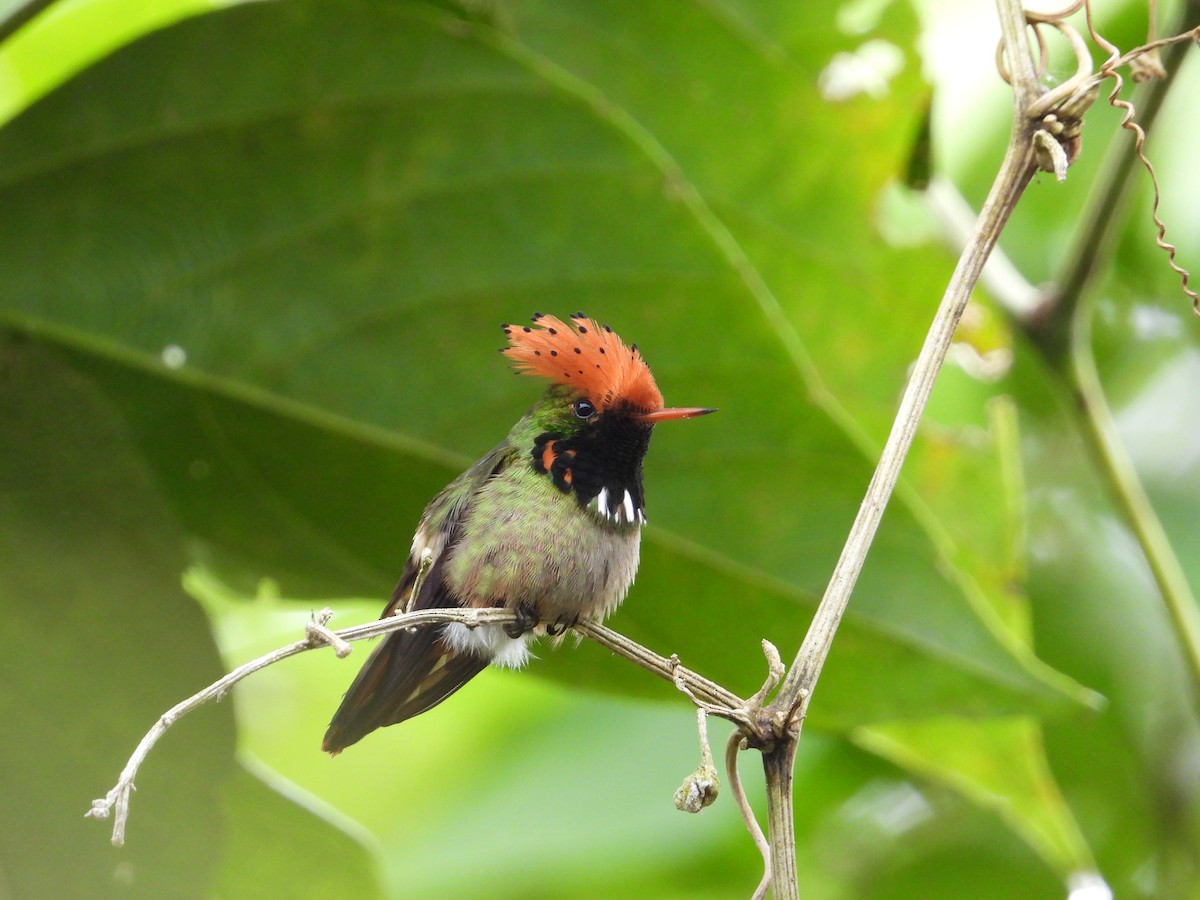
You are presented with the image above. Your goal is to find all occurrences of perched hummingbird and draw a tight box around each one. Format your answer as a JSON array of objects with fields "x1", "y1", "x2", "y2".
[{"x1": 322, "y1": 312, "x2": 714, "y2": 753}]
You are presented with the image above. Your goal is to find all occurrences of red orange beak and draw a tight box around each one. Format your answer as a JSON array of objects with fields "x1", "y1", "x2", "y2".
[{"x1": 635, "y1": 407, "x2": 717, "y2": 424}]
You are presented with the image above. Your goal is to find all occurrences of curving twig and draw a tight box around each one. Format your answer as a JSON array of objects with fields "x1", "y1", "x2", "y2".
[
  {"x1": 88, "y1": 604, "x2": 750, "y2": 847},
  {"x1": 86, "y1": 605, "x2": 520, "y2": 846},
  {"x1": 726, "y1": 730, "x2": 771, "y2": 900}
]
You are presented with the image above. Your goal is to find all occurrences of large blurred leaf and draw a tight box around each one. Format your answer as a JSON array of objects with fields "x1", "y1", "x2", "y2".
[
  {"x1": 501, "y1": 0, "x2": 956, "y2": 434},
  {"x1": 0, "y1": 337, "x2": 233, "y2": 898},
  {"x1": 853, "y1": 717, "x2": 1095, "y2": 881},
  {"x1": 214, "y1": 759, "x2": 383, "y2": 899},
  {"x1": 1010, "y1": 324, "x2": 1200, "y2": 897},
  {"x1": 0, "y1": 0, "x2": 1087, "y2": 725},
  {"x1": 0, "y1": 337, "x2": 384, "y2": 896}
]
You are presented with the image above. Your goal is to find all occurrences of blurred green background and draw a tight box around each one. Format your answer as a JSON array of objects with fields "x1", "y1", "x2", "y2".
[{"x1": 1, "y1": 0, "x2": 1198, "y2": 897}]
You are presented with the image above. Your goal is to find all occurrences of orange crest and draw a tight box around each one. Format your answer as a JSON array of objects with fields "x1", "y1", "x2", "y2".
[{"x1": 502, "y1": 313, "x2": 664, "y2": 413}]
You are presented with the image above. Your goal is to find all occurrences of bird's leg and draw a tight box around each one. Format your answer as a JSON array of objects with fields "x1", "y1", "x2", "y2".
[{"x1": 504, "y1": 601, "x2": 540, "y2": 638}]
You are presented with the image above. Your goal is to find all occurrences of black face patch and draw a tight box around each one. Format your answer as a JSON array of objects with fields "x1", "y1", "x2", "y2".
[{"x1": 531, "y1": 410, "x2": 652, "y2": 526}]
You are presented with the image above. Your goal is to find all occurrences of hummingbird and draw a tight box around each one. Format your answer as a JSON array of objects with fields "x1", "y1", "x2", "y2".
[{"x1": 322, "y1": 312, "x2": 714, "y2": 753}]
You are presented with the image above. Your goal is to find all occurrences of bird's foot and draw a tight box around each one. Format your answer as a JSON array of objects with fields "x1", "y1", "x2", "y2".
[
  {"x1": 504, "y1": 602, "x2": 539, "y2": 639},
  {"x1": 544, "y1": 613, "x2": 579, "y2": 638}
]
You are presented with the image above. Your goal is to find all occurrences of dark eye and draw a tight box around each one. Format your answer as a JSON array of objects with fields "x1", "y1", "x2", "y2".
[{"x1": 572, "y1": 399, "x2": 596, "y2": 420}]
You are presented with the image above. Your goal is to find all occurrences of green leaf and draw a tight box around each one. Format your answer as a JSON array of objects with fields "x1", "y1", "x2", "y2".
[
  {"x1": 500, "y1": 0, "x2": 954, "y2": 433},
  {"x1": 853, "y1": 717, "x2": 1096, "y2": 882},
  {"x1": 0, "y1": 0, "x2": 221, "y2": 125},
  {"x1": 0, "y1": 337, "x2": 234, "y2": 898},
  {"x1": 0, "y1": 0, "x2": 1089, "y2": 727},
  {"x1": 0, "y1": 336, "x2": 388, "y2": 897},
  {"x1": 1010, "y1": 332, "x2": 1200, "y2": 897},
  {"x1": 213, "y1": 760, "x2": 383, "y2": 899}
]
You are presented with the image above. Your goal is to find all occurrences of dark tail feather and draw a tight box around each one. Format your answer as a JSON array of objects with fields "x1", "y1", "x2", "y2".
[{"x1": 322, "y1": 625, "x2": 488, "y2": 754}]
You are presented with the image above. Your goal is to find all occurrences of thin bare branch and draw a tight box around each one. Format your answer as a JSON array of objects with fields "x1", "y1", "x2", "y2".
[
  {"x1": 926, "y1": 176, "x2": 1043, "y2": 317},
  {"x1": 88, "y1": 604, "x2": 749, "y2": 847},
  {"x1": 762, "y1": 739, "x2": 802, "y2": 900},
  {"x1": 772, "y1": 37, "x2": 1040, "y2": 726},
  {"x1": 994, "y1": 0, "x2": 1045, "y2": 112},
  {"x1": 574, "y1": 619, "x2": 748, "y2": 718},
  {"x1": 88, "y1": 605, "x2": 520, "y2": 845},
  {"x1": 726, "y1": 731, "x2": 771, "y2": 900},
  {"x1": 755, "y1": 1, "x2": 1056, "y2": 893}
]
